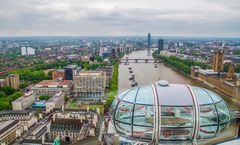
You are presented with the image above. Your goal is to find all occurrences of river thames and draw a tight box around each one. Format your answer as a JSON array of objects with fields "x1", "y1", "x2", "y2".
[{"x1": 117, "y1": 49, "x2": 239, "y2": 145}]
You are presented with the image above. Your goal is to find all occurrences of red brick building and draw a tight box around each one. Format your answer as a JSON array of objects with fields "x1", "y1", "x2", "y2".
[{"x1": 52, "y1": 69, "x2": 65, "y2": 80}]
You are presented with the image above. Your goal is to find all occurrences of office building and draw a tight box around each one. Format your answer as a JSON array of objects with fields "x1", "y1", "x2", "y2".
[
  {"x1": 99, "y1": 47, "x2": 107, "y2": 56},
  {"x1": 0, "y1": 79, "x2": 5, "y2": 87},
  {"x1": 21, "y1": 47, "x2": 35, "y2": 56},
  {"x1": 64, "y1": 65, "x2": 77, "y2": 80},
  {"x1": 5, "y1": 74, "x2": 20, "y2": 89},
  {"x1": 32, "y1": 80, "x2": 73, "y2": 96},
  {"x1": 73, "y1": 70, "x2": 106, "y2": 101},
  {"x1": 0, "y1": 120, "x2": 23, "y2": 145},
  {"x1": 46, "y1": 92, "x2": 64, "y2": 113},
  {"x1": 97, "y1": 66, "x2": 113, "y2": 88},
  {"x1": 52, "y1": 69, "x2": 65, "y2": 80},
  {"x1": 21, "y1": 46, "x2": 27, "y2": 55},
  {"x1": 158, "y1": 39, "x2": 164, "y2": 53},
  {"x1": 111, "y1": 48, "x2": 116, "y2": 59},
  {"x1": 147, "y1": 32, "x2": 151, "y2": 48},
  {"x1": 12, "y1": 92, "x2": 36, "y2": 110}
]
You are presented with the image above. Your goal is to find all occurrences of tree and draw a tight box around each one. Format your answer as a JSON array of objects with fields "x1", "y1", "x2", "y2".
[
  {"x1": 0, "y1": 86, "x2": 16, "y2": 95},
  {"x1": 106, "y1": 63, "x2": 119, "y2": 107},
  {"x1": 0, "y1": 101, "x2": 11, "y2": 110},
  {"x1": 46, "y1": 71, "x2": 53, "y2": 80},
  {"x1": 9, "y1": 92, "x2": 24, "y2": 100},
  {"x1": 64, "y1": 95, "x2": 69, "y2": 102},
  {"x1": 19, "y1": 82, "x2": 29, "y2": 89},
  {"x1": 96, "y1": 56, "x2": 104, "y2": 62},
  {"x1": 0, "y1": 91, "x2": 6, "y2": 98},
  {"x1": 39, "y1": 95, "x2": 50, "y2": 101}
]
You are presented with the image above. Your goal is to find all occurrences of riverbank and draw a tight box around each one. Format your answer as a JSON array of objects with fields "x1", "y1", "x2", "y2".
[{"x1": 106, "y1": 62, "x2": 119, "y2": 107}]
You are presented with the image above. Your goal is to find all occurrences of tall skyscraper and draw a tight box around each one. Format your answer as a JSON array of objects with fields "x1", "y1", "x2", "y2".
[
  {"x1": 158, "y1": 39, "x2": 164, "y2": 53},
  {"x1": 147, "y1": 32, "x2": 151, "y2": 48},
  {"x1": 21, "y1": 47, "x2": 35, "y2": 55},
  {"x1": 21, "y1": 47, "x2": 27, "y2": 55},
  {"x1": 27, "y1": 47, "x2": 35, "y2": 55},
  {"x1": 5, "y1": 74, "x2": 20, "y2": 89},
  {"x1": 111, "y1": 48, "x2": 116, "y2": 58}
]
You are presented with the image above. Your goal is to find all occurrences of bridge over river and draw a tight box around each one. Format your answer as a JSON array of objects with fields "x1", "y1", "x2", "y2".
[{"x1": 120, "y1": 58, "x2": 163, "y2": 63}]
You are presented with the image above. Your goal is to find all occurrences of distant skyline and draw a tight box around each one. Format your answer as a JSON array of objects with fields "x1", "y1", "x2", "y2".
[{"x1": 0, "y1": 0, "x2": 240, "y2": 37}]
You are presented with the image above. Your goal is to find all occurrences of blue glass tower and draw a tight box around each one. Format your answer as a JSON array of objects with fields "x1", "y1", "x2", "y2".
[{"x1": 147, "y1": 33, "x2": 151, "y2": 48}]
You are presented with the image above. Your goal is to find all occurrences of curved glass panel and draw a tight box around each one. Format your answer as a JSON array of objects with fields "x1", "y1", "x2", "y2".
[
  {"x1": 122, "y1": 88, "x2": 138, "y2": 102},
  {"x1": 159, "y1": 106, "x2": 193, "y2": 141},
  {"x1": 135, "y1": 86, "x2": 154, "y2": 105},
  {"x1": 198, "y1": 125, "x2": 218, "y2": 139},
  {"x1": 133, "y1": 105, "x2": 154, "y2": 126},
  {"x1": 118, "y1": 89, "x2": 130, "y2": 99},
  {"x1": 199, "y1": 104, "x2": 218, "y2": 125},
  {"x1": 109, "y1": 99, "x2": 118, "y2": 118},
  {"x1": 218, "y1": 123, "x2": 229, "y2": 132},
  {"x1": 204, "y1": 89, "x2": 222, "y2": 103},
  {"x1": 160, "y1": 127, "x2": 193, "y2": 141},
  {"x1": 115, "y1": 101, "x2": 133, "y2": 123},
  {"x1": 133, "y1": 126, "x2": 153, "y2": 139},
  {"x1": 215, "y1": 101, "x2": 230, "y2": 124},
  {"x1": 192, "y1": 87, "x2": 213, "y2": 105},
  {"x1": 161, "y1": 106, "x2": 194, "y2": 127},
  {"x1": 115, "y1": 121, "x2": 132, "y2": 136}
]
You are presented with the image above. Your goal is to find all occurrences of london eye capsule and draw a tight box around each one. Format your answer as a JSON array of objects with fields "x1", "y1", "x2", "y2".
[{"x1": 109, "y1": 80, "x2": 230, "y2": 144}]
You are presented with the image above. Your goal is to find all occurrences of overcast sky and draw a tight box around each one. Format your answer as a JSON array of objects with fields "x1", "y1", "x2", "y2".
[{"x1": 0, "y1": 0, "x2": 240, "y2": 37}]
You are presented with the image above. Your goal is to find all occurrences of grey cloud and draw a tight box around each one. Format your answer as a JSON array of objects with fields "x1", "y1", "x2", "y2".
[{"x1": 0, "y1": 0, "x2": 239, "y2": 37}]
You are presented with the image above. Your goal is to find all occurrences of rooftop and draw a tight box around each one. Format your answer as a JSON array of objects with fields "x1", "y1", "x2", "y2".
[
  {"x1": 51, "y1": 118, "x2": 87, "y2": 126},
  {"x1": 199, "y1": 69, "x2": 226, "y2": 75},
  {"x1": 13, "y1": 92, "x2": 35, "y2": 103},
  {"x1": 0, "y1": 110, "x2": 32, "y2": 115},
  {"x1": 35, "y1": 80, "x2": 72, "y2": 87},
  {"x1": 47, "y1": 92, "x2": 63, "y2": 103},
  {"x1": 54, "y1": 69, "x2": 65, "y2": 72},
  {"x1": 7, "y1": 74, "x2": 19, "y2": 77},
  {"x1": 75, "y1": 70, "x2": 105, "y2": 76},
  {"x1": 65, "y1": 65, "x2": 77, "y2": 69},
  {"x1": 0, "y1": 120, "x2": 19, "y2": 134}
]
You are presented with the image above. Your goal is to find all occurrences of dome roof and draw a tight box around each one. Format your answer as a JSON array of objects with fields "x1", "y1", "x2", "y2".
[{"x1": 110, "y1": 81, "x2": 230, "y2": 144}]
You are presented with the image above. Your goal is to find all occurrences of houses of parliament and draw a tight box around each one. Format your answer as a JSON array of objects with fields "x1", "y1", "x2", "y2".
[{"x1": 191, "y1": 49, "x2": 240, "y2": 104}]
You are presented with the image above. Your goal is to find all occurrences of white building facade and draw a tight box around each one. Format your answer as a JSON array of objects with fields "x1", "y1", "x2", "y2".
[{"x1": 74, "y1": 71, "x2": 106, "y2": 101}]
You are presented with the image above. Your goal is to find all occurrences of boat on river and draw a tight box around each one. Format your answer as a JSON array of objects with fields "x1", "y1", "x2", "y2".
[
  {"x1": 131, "y1": 80, "x2": 138, "y2": 87},
  {"x1": 129, "y1": 75, "x2": 135, "y2": 80}
]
